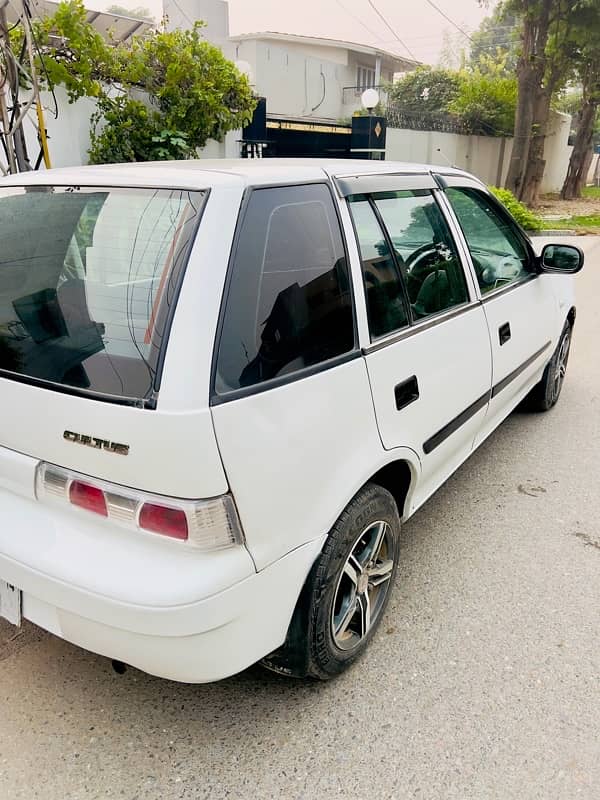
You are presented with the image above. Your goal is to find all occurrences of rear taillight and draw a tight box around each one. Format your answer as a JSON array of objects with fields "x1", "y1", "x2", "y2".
[
  {"x1": 138, "y1": 503, "x2": 188, "y2": 540},
  {"x1": 69, "y1": 481, "x2": 108, "y2": 517},
  {"x1": 35, "y1": 463, "x2": 243, "y2": 551}
]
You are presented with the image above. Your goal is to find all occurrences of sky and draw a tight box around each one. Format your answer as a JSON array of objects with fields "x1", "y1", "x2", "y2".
[{"x1": 88, "y1": 0, "x2": 496, "y2": 65}]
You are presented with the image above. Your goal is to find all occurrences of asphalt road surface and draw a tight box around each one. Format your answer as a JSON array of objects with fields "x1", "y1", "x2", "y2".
[{"x1": 1, "y1": 236, "x2": 599, "y2": 800}]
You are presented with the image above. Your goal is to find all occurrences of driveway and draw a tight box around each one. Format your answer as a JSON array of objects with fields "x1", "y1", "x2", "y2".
[{"x1": 1, "y1": 237, "x2": 599, "y2": 800}]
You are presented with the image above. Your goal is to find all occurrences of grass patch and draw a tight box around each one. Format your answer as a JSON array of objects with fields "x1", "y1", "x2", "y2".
[
  {"x1": 582, "y1": 186, "x2": 600, "y2": 200},
  {"x1": 541, "y1": 214, "x2": 600, "y2": 232}
]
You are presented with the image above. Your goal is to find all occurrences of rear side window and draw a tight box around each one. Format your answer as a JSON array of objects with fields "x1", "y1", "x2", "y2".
[
  {"x1": 0, "y1": 186, "x2": 205, "y2": 406},
  {"x1": 215, "y1": 184, "x2": 354, "y2": 396}
]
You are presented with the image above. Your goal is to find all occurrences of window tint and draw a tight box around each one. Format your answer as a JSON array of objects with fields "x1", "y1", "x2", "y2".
[
  {"x1": 374, "y1": 191, "x2": 469, "y2": 319},
  {"x1": 0, "y1": 186, "x2": 204, "y2": 404},
  {"x1": 446, "y1": 188, "x2": 530, "y2": 294},
  {"x1": 348, "y1": 198, "x2": 409, "y2": 338},
  {"x1": 215, "y1": 184, "x2": 354, "y2": 395}
]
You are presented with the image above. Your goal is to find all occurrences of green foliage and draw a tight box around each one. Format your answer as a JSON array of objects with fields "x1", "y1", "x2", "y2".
[
  {"x1": 449, "y1": 71, "x2": 518, "y2": 135},
  {"x1": 388, "y1": 67, "x2": 461, "y2": 116},
  {"x1": 470, "y1": 3, "x2": 520, "y2": 76},
  {"x1": 388, "y1": 62, "x2": 517, "y2": 137},
  {"x1": 489, "y1": 187, "x2": 543, "y2": 231},
  {"x1": 34, "y1": 0, "x2": 257, "y2": 163},
  {"x1": 36, "y1": 2, "x2": 119, "y2": 101},
  {"x1": 541, "y1": 214, "x2": 600, "y2": 230},
  {"x1": 88, "y1": 97, "x2": 196, "y2": 164}
]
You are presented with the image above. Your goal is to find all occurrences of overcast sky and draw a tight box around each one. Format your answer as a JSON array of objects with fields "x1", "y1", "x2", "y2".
[{"x1": 89, "y1": 0, "x2": 497, "y2": 64}]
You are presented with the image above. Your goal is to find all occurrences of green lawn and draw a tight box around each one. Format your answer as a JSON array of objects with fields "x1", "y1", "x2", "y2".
[
  {"x1": 583, "y1": 185, "x2": 600, "y2": 200},
  {"x1": 542, "y1": 214, "x2": 600, "y2": 231}
]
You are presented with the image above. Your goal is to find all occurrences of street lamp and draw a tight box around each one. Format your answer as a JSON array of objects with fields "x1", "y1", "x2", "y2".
[{"x1": 361, "y1": 88, "x2": 380, "y2": 115}]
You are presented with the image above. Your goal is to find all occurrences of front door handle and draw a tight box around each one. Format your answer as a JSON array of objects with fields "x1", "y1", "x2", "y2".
[
  {"x1": 499, "y1": 322, "x2": 511, "y2": 346},
  {"x1": 394, "y1": 375, "x2": 419, "y2": 411}
]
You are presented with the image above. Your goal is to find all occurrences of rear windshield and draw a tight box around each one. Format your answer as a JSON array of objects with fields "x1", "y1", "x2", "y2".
[{"x1": 0, "y1": 186, "x2": 205, "y2": 406}]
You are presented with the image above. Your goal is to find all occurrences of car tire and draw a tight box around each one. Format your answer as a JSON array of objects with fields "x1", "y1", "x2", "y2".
[
  {"x1": 525, "y1": 321, "x2": 572, "y2": 412},
  {"x1": 261, "y1": 483, "x2": 401, "y2": 680}
]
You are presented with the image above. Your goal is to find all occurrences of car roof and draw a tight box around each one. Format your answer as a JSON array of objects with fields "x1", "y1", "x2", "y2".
[{"x1": 0, "y1": 158, "x2": 473, "y2": 190}]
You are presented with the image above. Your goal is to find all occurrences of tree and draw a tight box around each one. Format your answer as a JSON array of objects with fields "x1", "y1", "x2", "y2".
[
  {"x1": 470, "y1": 5, "x2": 520, "y2": 76},
  {"x1": 31, "y1": 0, "x2": 256, "y2": 163},
  {"x1": 560, "y1": 27, "x2": 600, "y2": 198},
  {"x1": 106, "y1": 5, "x2": 154, "y2": 21},
  {"x1": 503, "y1": 0, "x2": 599, "y2": 205}
]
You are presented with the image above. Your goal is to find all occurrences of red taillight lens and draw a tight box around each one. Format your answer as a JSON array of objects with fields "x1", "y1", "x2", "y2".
[
  {"x1": 69, "y1": 481, "x2": 108, "y2": 517},
  {"x1": 139, "y1": 503, "x2": 188, "y2": 541}
]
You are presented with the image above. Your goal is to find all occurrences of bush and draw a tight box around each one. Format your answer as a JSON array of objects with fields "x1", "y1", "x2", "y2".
[
  {"x1": 388, "y1": 67, "x2": 461, "y2": 116},
  {"x1": 489, "y1": 187, "x2": 543, "y2": 231},
  {"x1": 449, "y1": 72, "x2": 517, "y2": 136}
]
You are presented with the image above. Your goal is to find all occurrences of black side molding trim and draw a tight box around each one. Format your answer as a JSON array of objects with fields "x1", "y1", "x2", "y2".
[
  {"x1": 423, "y1": 391, "x2": 490, "y2": 455},
  {"x1": 491, "y1": 341, "x2": 551, "y2": 398},
  {"x1": 422, "y1": 340, "x2": 553, "y2": 455}
]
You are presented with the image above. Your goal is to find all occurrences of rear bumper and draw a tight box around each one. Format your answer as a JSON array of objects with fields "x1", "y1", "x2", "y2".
[
  {"x1": 0, "y1": 449, "x2": 325, "y2": 682},
  {"x1": 2, "y1": 539, "x2": 323, "y2": 683}
]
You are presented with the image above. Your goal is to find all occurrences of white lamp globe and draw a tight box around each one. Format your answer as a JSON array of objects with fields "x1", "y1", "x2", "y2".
[{"x1": 361, "y1": 88, "x2": 380, "y2": 111}]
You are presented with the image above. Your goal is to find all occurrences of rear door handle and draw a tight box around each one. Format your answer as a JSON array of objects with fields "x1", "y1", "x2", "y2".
[
  {"x1": 394, "y1": 375, "x2": 419, "y2": 411},
  {"x1": 499, "y1": 322, "x2": 511, "y2": 346}
]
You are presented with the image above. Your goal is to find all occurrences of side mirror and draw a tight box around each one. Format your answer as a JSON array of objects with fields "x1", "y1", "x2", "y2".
[{"x1": 539, "y1": 244, "x2": 584, "y2": 274}]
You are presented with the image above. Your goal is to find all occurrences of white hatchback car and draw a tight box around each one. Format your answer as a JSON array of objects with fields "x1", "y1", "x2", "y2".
[{"x1": 0, "y1": 160, "x2": 583, "y2": 683}]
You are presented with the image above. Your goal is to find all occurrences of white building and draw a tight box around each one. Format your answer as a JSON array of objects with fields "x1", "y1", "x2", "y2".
[
  {"x1": 163, "y1": 0, "x2": 418, "y2": 123},
  {"x1": 231, "y1": 32, "x2": 417, "y2": 122},
  {"x1": 163, "y1": 0, "x2": 234, "y2": 58}
]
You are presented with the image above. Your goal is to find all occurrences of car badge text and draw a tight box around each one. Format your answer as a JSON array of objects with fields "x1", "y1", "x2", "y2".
[{"x1": 63, "y1": 430, "x2": 130, "y2": 456}]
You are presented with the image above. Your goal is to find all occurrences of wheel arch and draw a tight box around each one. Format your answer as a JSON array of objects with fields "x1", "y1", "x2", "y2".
[{"x1": 261, "y1": 454, "x2": 419, "y2": 678}]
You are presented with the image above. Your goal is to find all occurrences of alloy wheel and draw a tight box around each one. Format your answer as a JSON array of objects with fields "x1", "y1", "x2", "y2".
[{"x1": 331, "y1": 520, "x2": 395, "y2": 651}]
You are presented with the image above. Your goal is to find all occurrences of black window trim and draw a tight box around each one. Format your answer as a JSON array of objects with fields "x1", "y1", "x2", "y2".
[
  {"x1": 347, "y1": 186, "x2": 476, "y2": 347},
  {"x1": 0, "y1": 183, "x2": 210, "y2": 411},
  {"x1": 209, "y1": 180, "x2": 360, "y2": 406},
  {"x1": 362, "y1": 299, "x2": 479, "y2": 355}
]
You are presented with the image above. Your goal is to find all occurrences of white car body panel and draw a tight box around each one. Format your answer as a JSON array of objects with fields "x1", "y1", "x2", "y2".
[
  {"x1": 0, "y1": 159, "x2": 579, "y2": 682},
  {"x1": 365, "y1": 305, "x2": 493, "y2": 510}
]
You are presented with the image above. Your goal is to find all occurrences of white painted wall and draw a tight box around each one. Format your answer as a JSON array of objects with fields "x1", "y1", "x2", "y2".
[
  {"x1": 386, "y1": 127, "x2": 511, "y2": 186},
  {"x1": 386, "y1": 109, "x2": 572, "y2": 194},
  {"x1": 22, "y1": 86, "x2": 97, "y2": 170},
  {"x1": 233, "y1": 38, "x2": 360, "y2": 121},
  {"x1": 541, "y1": 110, "x2": 572, "y2": 194}
]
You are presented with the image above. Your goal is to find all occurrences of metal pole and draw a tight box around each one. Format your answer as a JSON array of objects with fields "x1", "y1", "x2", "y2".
[{"x1": 21, "y1": 8, "x2": 51, "y2": 168}]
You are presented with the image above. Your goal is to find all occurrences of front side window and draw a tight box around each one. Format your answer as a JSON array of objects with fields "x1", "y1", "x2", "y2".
[
  {"x1": 0, "y1": 186, "x2": 204, "y2": 404},
  {"x1": 215, "y1": 184, "x2": 354, "y2": 395},
  {"x1": 373, "y1": 191, "x2": 469, "y2": 319},
  {"x1": 445, "y1": 187, "x2": 531, "y2": 294}
]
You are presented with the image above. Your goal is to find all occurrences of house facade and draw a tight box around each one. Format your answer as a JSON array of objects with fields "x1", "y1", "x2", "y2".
[{"x1": 230, "y1": 32, "x2": 418, "y2": 123}]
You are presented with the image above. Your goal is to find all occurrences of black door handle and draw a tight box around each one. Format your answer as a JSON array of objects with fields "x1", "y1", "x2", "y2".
[
  {"x1": 499, "y1": 322, "x2": 511, "y2": 346},
  {"x1": 394, "y1": 375, "x2": 419, "y2": 411}
]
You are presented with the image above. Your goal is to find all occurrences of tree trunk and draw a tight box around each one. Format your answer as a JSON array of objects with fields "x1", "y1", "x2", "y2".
[
  {"x1": 520, "y1": 89, "x2": 552, "y2": 206},
  {"x1": 561, "y1": 100, "x2": 598, "y2": 199},
  {"x1": 505, "y1": 0, "x2": 552, "y2": 196},
  {"x1": 505, "y1": 17, "x2": 537, "y2": 195}
]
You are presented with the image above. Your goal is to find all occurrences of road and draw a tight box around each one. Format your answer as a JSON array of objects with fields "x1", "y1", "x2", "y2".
[{"x1": 1, "y1": 237, "x2": 599, "y2": 800}]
